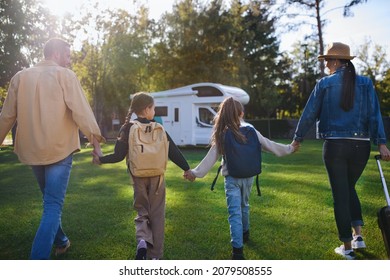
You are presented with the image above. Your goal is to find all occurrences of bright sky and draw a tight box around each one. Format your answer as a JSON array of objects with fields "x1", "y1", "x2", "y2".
[
  {"x1": 41, "y1": 0, "x2": 390, "y2": 57},
  {"x1": 279, "y1": 0, "x2": 390, "y2": 56}
]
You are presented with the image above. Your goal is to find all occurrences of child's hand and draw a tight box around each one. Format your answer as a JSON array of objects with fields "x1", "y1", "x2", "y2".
[
  {"x1": 183, "y1": 170, "x2": 196, "y2": 182},
  {"x1": 91, "y1": 151, "x2": 102, "y2": 165},
  {"x1": 92, "y1": 145, "x2": 103, "y2": 158},
  {"x1": 291, "y1": 140, "x2": 300, "y2": 153},
  {"x1": 88, "y1": 136, "x2": 103, "y2": 165}
]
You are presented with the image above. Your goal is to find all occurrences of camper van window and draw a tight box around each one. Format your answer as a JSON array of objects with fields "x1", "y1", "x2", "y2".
[
  {"x1": 198, "y1": 108, "x2": 214, "y2": 126},
  {"x1": 211, "y1": 105, "x2": 219, "y2": 112},
  {"x1": 174, "y1": 108, "x2": 179, "y2": 122},
  {"x1": 193, "y1": 86, "x2": 223, "y2": 97},
  {"x1": 155, "y1": 106, "x2": 168, "y2": 117}
]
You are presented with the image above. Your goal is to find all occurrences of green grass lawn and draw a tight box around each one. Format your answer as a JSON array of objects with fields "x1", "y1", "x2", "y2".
[{"x1": 0, "y1": 140, "x2": 389, "y2": 260}]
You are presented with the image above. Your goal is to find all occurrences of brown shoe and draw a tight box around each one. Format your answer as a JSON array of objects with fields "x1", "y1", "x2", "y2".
[{"x1": 55, "y1": 240, "x2": 71, "y2": 256}]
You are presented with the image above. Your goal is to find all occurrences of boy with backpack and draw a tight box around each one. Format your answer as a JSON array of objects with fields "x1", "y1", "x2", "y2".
[
  {"x1": 93, "y1": 92, "x2": 190, "y2": 260},
  {"x1": 184, "y1": 97, "x2": 299, "y2": 259}
]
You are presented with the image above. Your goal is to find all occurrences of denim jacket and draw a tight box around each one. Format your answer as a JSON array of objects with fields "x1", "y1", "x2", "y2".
[{"x1": 294, "y1": 67, "x2": 387, "y2": 145}]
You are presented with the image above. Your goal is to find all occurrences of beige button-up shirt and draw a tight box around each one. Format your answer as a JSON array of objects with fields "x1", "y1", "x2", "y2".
[{"x1": 0, "y1": 60, "x2": 104, "y2": 165}]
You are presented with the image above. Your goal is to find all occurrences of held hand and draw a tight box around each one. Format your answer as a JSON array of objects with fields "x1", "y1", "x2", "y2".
[
  {"x1": 183, "y1": 170, "x2": 191, "y2": 181},
  {"x1": 93, "y1": 148, "x2": 103, "y2": 158},
  {"x1": 183, "y1": 170, "x2": 196, "y2": 182},
  {"x1": 91, "y1": 136, "x2": 103, "y2": 157},
  {"x1": 290, "y1": 140, "x2": 301, "y2": 153},
  {"x1": 92, "y1": 145, "x2": 103, "y2": 158},
  {"x1": 91, "y1": 151, "x2": 102, "y2": 165}
]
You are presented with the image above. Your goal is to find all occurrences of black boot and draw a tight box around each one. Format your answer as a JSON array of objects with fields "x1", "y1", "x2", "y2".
[
  {"x1": 135, "y1": 240, "x2": 147, "y2": 260},
  {"x1": 232, "y1": 247, "x2": 245, "y2": 260},
  {"x1": 135, "y1": 248, "x2": 146, "y2": 260}
]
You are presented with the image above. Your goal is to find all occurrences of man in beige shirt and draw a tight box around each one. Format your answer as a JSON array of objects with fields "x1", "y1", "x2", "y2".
[{"x1": 0, "y1": 38, "x2": 104, "y2": 259}]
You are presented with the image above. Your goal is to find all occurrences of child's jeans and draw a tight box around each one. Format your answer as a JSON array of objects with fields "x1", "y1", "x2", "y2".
[{"x1": 224, "y1": 176, "x2": 254, "y2": 249}]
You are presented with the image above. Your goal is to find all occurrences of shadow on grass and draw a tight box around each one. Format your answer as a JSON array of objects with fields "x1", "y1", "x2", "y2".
[{"x1": 1, "y1": 142, "x2": 389, "y2": 260}]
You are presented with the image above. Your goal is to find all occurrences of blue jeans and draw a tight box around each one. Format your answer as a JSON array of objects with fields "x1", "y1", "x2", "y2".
[
  {"x1": 323, "y1": 139, "x2": 370, "y2": 242},
  {"x1": 30, "y1": 154, "x2": 72, "y2": 259},
  {"x1": 224, "y1": 176, "x2": 254, "y2": 249}
]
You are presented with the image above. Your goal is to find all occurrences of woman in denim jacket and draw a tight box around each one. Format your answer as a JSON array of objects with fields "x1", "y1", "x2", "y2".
[{"x1": 293, "y1": 42, "x2": 390, "y2": 260}]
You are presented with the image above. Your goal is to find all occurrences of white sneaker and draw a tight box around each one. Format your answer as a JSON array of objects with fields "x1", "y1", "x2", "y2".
[
  {"x1": 352, "y1": 235, "x2": 366, "y2": 249},
  {"x1": 334, "y1": 245, "x2": 356, "y2": 260}
]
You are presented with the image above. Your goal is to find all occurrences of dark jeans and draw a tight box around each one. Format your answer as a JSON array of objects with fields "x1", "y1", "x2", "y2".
[{"x1": 323, "y1": 139, "x2": 371, "y2": 242}]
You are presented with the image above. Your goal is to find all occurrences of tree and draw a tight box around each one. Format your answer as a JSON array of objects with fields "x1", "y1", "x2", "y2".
[
  {"x1": 355, "y1": 38, "x2": 390, "y2": 116},
  {"x1": 282, "y1": 0, "x2": 368, "y2": 76},
  {"x1": 278, "y1": 41, "x2": 320, "y2": 117},
  {"x1": 233, "y1": 0, "x2": 282, "y2": 118},
  {"x1": 149, "y1": 0, "x2": 283, "y2": 118},
  {"x1": 149, "y1": 0, "x2": 237, "y2": 89},
  {"x1": 0, "y1": 0, "x2": 58, "y2": 87},
  {"x1": 355, "y1": 38, "x2": 390, "y2": 84},
  {"x1": 378, "y1": 69, "x2": 390, "y2": 116},
  {"x1": 103, "y1": 7, "x2": 154, "y2": 118}
]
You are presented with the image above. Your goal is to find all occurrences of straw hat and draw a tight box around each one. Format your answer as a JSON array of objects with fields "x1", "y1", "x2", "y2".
[{"x1": 318, "y1": 42, "x2": 355, "y2": 60}]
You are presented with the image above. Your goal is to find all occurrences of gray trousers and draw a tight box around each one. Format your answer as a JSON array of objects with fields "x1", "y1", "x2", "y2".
[{"x1": 132, "y1": 175, "x2": 166, "y2": 259}]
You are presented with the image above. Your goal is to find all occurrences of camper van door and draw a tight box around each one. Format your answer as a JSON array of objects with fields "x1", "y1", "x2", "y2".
[
  {"x1": 169, "y1": 103, "x2": 181, "y2": 142},
  {"x1": 155, "y1": 102, "x2": 181, "y2": 145}
]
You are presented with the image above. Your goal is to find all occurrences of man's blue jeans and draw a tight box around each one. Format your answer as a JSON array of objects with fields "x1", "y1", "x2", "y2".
[
  {"x1": 224, "y1": 176, "x2": 254, "y2": 249},
  {"x1": 323, "y1": 139, "x2": 370, "y2": 242},
  {"x1": 30, "y1": 154, "x2": 72, "y2": 259}
]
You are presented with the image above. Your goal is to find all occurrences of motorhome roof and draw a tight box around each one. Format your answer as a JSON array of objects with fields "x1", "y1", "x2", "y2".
[{"x1": 148, "y1": 83, "x2": 250, "y2": 105}]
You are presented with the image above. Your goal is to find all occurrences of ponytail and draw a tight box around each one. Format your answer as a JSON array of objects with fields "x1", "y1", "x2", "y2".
[
  {"x1": 124, "y1": 108, "x2": 133, "y2": 125},
  {"x1": 340, "y1": 60, "x2": 356, "y2": 111}
]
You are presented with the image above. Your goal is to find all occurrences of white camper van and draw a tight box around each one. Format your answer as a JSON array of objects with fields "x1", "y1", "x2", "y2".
[{"x1": 148, "y1": 83, "x2": 250, "y2": 146}]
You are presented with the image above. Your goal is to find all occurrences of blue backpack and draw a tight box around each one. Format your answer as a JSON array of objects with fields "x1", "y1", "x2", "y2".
[{"x1": 211, "y1": 125, "x2": 262, "y2": 196}]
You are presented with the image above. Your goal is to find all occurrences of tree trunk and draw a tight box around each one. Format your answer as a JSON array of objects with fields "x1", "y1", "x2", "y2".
[{"x1": 315, "y1": 0, "x2": 325, "y2": 77}]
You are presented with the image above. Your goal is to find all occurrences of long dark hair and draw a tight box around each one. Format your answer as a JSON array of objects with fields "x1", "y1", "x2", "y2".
[
  {"x1": 340, "y1": 60, "x2": 356, "y2": 111},
  {"x1": 211, "y1": 97, "x2": 246, "y2": 155}
]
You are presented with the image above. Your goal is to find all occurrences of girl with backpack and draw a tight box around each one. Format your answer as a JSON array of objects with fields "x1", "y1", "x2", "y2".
[
  {"x1": 184, "y1": 97, "x2": 299, "y2": 259},
  {"x1": 93, "y1": 92, "x2": 190, "y2": 260}
]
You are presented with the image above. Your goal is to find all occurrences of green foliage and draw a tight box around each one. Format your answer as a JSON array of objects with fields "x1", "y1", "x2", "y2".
[
  {"x1": 1, "y1": 0, "x2": 388, "y2": 123},
  {"x1": 0, "y1": 141, "x2": 389, "y2": 260},
  {"x1": 377, "y1": 69, "x2": 390, "y2": 116},
  {"x1": 0, "y1": 86, "x2": 7, "y2": 107},
  {"x1": 150, "y1": 0, "x2": 238, "y2": 88},
  {"x1": 277, "y1": 41, "x2": 321, "y2": 118},
  {"x1": 149, "y1": 0, "x2": 282, "y2": 119},
  {"x1": 354, "y1": 38, "x2": 390, "y2": 116},
  {"x1": 235, "y1": 1, "x2": 281, "y2": 118},
  {"x1": 0, "y1": 0, "x2": 62, "y2": 87}
]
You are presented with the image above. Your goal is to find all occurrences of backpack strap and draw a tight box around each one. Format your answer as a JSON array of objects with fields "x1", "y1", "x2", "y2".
[
  {"x1": 211, "y1": 165, "x2": 222, "y2": 191},
  {"x1": 255, "y1": 174, "x2": 261, "y2": 196}
]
